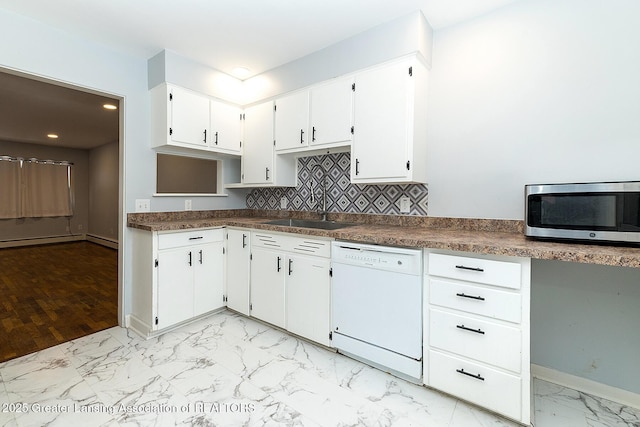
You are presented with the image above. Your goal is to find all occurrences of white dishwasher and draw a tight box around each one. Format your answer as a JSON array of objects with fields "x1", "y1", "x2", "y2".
[{"x1": 331, "y1": 241, "x2": 423, "y2": 382}]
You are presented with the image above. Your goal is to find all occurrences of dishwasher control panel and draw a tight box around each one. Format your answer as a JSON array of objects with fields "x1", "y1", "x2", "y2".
[{"x1": 331, "y1": 242, "x2": 422, "y2": 275}]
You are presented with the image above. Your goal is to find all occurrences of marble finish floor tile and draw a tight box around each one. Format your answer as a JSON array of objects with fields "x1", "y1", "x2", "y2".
[{"x1": 0, "y1": 309, "x2": 637, "y2": 426}]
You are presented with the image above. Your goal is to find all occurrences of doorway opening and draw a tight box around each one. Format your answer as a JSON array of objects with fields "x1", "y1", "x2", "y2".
[{"x1": 0, "y1": 69, "x2": 122, "y2": 362}]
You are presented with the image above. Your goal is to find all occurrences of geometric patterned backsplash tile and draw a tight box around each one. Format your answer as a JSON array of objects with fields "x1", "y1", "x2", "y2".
[{"x1": 246, "y1": 152, "x2": 428, "y2": 216}]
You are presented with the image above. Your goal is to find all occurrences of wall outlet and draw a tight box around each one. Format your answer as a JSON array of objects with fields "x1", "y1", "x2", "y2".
[
  {"x1": 135, "y1": 199, "x2": 150, "y2": 212},
  {"x1": 78, "y1": 224, "x2": 83, "y2": 231},
  {"x1": 400, "y1": 197, "x2": 411, "y2": 213},
  {"x1": 185, "y1": 199, "x2": 192, "y2": 211},
  {"x1": 280, "y1": 197, "x2": 287, "y2": 209}
]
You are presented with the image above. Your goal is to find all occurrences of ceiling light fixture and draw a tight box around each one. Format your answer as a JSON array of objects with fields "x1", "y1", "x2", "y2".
[
  {"x1": 231, "y1": 67, "x2": 251, "y2": 79},
  {"x1": 103, "y1": 103, "x2": 117, "y2": 110},
  {"x1": 47, "y1": 134, "x2": 59, "y2": 139}
]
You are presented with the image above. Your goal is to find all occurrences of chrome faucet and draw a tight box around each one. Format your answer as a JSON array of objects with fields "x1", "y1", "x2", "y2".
[{"x1": 310, "y1": 163, "x2": 328, "y2": 221}]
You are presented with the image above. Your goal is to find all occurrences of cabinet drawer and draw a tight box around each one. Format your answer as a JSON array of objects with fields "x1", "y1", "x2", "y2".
[
  {"x1": 252, "y1": 231, "x2": 331, "y2": 257},
  {"x1": 429, "y1": 309, "x2": 521, "y2": 372},
  {"x1": 430, "y1": 279, "x2": 521, "y2": 323},
  {"x1": 429, "y1": 350, "x2": 521, "y2": 421},
  {"x1": 158, "y1": 228, "x2": 224, "y2": 250},
  {"x1": 428, "y1": 253, "x2": 521, "y2": 290}
]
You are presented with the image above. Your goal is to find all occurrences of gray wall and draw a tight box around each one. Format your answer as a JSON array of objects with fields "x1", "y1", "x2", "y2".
[
  {"x1": 425, "y1": 0, "x2": 640, "y2": 220},
  {"x1": 0, "y1": 140, "x2": 89, "y2": 240},
  {"x1": 89, "y1": 141, "x2": 118, "y2": 242}
]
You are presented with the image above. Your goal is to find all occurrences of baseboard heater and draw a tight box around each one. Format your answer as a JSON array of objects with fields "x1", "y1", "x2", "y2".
[
  {"x1": 86, "y1": 234, "x2": 119, "y2": 249},
  {"x1": 0, "y1": 234, "x2": 86, "y2": 249}
]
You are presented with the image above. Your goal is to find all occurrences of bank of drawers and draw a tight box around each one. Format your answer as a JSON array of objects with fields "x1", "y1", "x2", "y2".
[{"x1": 426, "y1": 251, "x2": 527, "y2": 423}]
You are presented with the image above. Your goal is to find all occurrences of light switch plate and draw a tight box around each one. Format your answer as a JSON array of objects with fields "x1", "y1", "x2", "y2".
[
  {"x1": 135, "y1": 199, "x2": 150, "y2": 212},
  {"x1": 280, "y1": 197, "x2": 287, "y2": 209},
  {"x1": 400, "y1": 197, "x2": 411, "y2": 213},
  {"x1": 185, "y1": 199, "x2": 192, "y2": 211}
]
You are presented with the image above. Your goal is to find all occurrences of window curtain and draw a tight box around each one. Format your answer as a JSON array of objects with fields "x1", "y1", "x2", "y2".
[
  {"x1": 0, "y1": 158, "x2": 21, "y2": 219},
  {"x1": 21, "y1": 160, "x2": 73, "y2": 218}
]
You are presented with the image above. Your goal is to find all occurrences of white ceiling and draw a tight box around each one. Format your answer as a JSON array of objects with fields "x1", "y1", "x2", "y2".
[{"x1": 0, "y1": 0, "x2": 519, "y2": 150}]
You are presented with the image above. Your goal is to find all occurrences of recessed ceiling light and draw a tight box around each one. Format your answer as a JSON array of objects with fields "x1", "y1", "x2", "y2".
[
  {"x1": 47, "y1": 134, "x2": 59, "y2": 139},
  {"x1": 103, "y1": 103, "x2": 117, "y2": 110},
  {"x1": 231, "y1": 67, "x2": 251, "y2": 79}
]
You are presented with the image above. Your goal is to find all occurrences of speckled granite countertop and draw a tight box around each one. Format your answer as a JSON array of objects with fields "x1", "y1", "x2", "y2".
[{"x1": 127, "y1": 209, "x2": 640, "y2": 268}]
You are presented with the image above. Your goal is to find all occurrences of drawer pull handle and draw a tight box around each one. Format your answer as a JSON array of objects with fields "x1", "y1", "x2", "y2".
[
  {"x1": 456, "y1": 292, "x2": 485, "y2": 301},
  {"x1": 455, "y1": 265, "x2": 484, "y2": 272},
  {"x1": 456, "y1": 369, "x2": 485, "y2": 381},
  {"x1": 189, "y1": 236, "x2": 204, "y2": 240},
  {"x1": 242, "y1": 234, "x2": 247, "y2": 248},
  {"x1": 277, "y1": 256, "x2": 282, "y2": 272},
  {"x1": 456, "y1": 324, "x2": 485, "y2": 335}
]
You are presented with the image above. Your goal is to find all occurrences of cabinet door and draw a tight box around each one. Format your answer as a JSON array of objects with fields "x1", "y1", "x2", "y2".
[
  {"x1": 169, "y1": 86, "x2": 210, "y2": 148},
  {"x1": 352, "y1": 60, "x2": 412, "y2": 181},
  {"x1": 275, "y1": 90, "x2": 309, "y2": 151},
  {"x1": 286, "y1": 255, "x2": 331, "y2": 346},
  {"x1": 310, "y1": 77, "x2": 354, "y2": 146},
  {"x1": 250, "y1": 247, "x2": 285, "y2": 328},
  {"x1": 194, "y1": 242, "x2": 225, "y2": 316},
  {"x1": 157, "y1": 248, "x2": 194, "y2": 329},
  {"x1": 226, "y1": 229, "x2": 251, "y2": 315},
  {"x1": 242, "y1": 101, "x2": 275, "y2": 184},
  {"x1": 210, "y1": 100, "x2": 242, "y2": 154}
]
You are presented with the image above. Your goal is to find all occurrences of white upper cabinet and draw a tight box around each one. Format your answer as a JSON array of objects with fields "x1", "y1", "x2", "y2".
[
  {"x1": 274, "y1": 90, "x2": 310, "y2": 151},
  {"x1": 274, "y1": 77, "x2": 354, "y2": 154},
  {"x1": 309, "y1": 76, "x2": 354, "y2": 147},
  {"x1": 150, "y1": 83, "x2": 242, "y2": 156},
  {"x1": 351, "y1": 56, "x2": 428, "y2": 184},
  {"x1": 241, "y1": 101, "x2": 296, "y2": 187},
  {"x1": 242, "y1": 101, "x2": 274, "y2": 184},
  {"x1": 151, "y1": 84, "x2": 209, "y2": 149},
  {"x1": 210, "y1": 99, "x2": 242, "y2": 155}
]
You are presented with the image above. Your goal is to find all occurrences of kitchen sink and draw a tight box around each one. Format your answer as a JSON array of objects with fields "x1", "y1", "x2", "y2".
[{"x1": 264, "y1": 218, "x2": 354, "y2": 230}]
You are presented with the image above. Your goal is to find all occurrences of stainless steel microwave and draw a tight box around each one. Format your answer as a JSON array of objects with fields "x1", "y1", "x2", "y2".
[{"x1": 525, "y1": 181, "x2": 640, "y2": 244}]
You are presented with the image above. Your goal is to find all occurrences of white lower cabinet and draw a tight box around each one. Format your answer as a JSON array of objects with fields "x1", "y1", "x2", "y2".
[
  {"x1": 130, "y1": 228, "x2": 225, "y2": 337},
  {"x1": 225, "y1": 228, "x2": 251, "y2": 316},
  {"x1": 286, "y1": 254, "x2": 331, "y2": 346},
  {"x1": 250, "y1": 246, "x2": 286, "y2": 328},
  {"x1": 424, "y1": 250, "x2": 531, "y2": 425},
  {"x1": 250, "y1": 231, "x2": 331, "y2": 346}
]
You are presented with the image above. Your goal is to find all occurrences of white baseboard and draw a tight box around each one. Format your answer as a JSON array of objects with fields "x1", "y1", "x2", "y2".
[
  {"x1": 532, "y1": 364, "x2": 640, "y2": 410},
  {"x1": 86, "y1": 234, "x2": 119, "y2": 249},
  {"x1": 0, "y1": 234, "x2": 86, "y2": 248}
]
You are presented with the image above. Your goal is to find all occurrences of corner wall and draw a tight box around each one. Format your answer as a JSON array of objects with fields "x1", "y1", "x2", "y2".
[{"x1": 89, "y1": 141, "x2": 118, "y2": 243}]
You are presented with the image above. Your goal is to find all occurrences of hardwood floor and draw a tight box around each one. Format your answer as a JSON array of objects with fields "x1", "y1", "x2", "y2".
[{"x1": 0, "y1": 241, "x2": 117, "y2": 363}]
